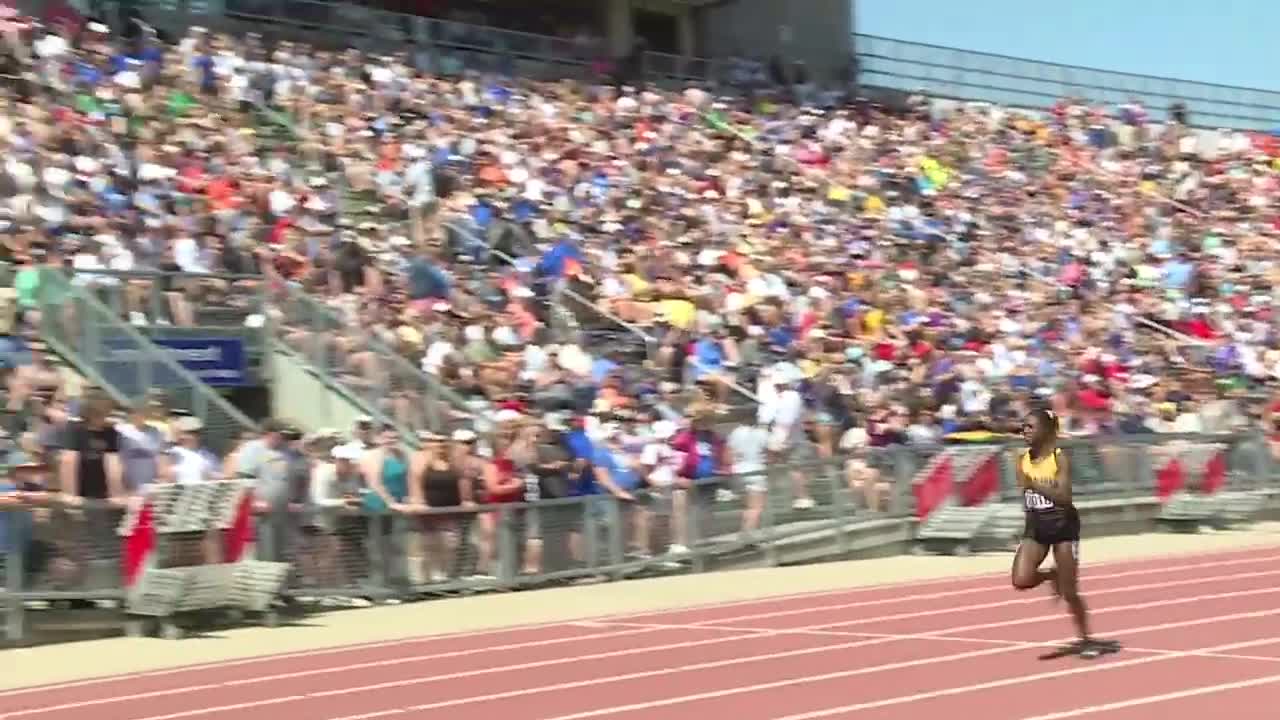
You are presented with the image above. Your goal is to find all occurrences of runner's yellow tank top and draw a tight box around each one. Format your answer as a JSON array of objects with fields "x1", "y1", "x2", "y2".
[{"x1": 1020, "y1": 448, "x2": 1061, "y2": 484}]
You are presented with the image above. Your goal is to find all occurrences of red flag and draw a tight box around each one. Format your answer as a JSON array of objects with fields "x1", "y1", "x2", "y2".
[
  {"x1": 121, "y1": 502, "x2": 156, "y2": 588},
  {"x1": 1200, "y1": 452, "x2": 1227, "y2": 495},
  {"x1": 1155, "y1": 460, "x2": 1185, "y2": 503},
  {"x1": 960, "y1": 455, "x2": 1000, "y2": 507},
  {"x1": 223, "y1": 494, "x2": 255, "y2": 563},
  {"x1": 914, "y1": 456, "x2": 955, "y2": 520}
]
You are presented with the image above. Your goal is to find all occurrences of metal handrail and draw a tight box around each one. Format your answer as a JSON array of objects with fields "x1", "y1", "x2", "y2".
[
  {"x1": 274, "y1": 282, "x2": 477, "y2": 430},
  {"x1": 36, "y1": 269, "x2": 260, "y2": 452},
  {"x1": 855, "y1": 34, "x2": 1280, "y2": 130},
  {"x1": 212, "y1": 0, "x2": 724, "y2": 84}
]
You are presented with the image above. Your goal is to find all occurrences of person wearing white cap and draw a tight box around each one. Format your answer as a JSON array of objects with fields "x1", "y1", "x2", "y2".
[
  {"x1": 447, "y1": 427, "x2": 488, "y2": 577},
  {"x1": 299, "y1": 438, "x2": 367, "y2": 599},
  {"x1": 167, "y1": 415, "x2": 219, "y2": 485},
  {"x1": 405, "y1": 431, "x2": 463, "y2": 583},
  {"x1": 759, "y1": 364, "x2": 815, "y2": 511},
  {"x1": 637, "y1": 418, "x2": 690, "y2": 558}
]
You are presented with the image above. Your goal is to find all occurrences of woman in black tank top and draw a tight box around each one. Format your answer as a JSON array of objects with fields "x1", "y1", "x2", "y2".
[{"x1": 409, "y1": 432, "x2": 462, "y2": 584}]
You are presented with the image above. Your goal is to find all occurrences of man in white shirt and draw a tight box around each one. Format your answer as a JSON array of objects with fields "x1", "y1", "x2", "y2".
[
  {"x1": 760, "y1": 365, "x2": 814, "y2": 510},
  {"x1": 727, "y1": 420, "x2": 769, "y2": 539},
  {"x1": 638, "y1": 420, "x2": 689, "y2": 558},
  {"x1": 168, "y1": 416, "x2": 219, "y2": 485}
]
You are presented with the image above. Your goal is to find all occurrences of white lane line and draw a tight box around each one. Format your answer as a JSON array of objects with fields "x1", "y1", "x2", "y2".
[
  {"x1": 1015, "y1": 673, "x2": 1280, "y2": 720},
  {"x1": 2, "y1": 544, "x2": 1274, "y2": 699},
  {"x1": 665, "y1": 548, "x2": 1280, "y2": 622},
  {"x1": 300, "y1": 600, "x2": 1280, "y2": 720},
  {"x1": 599, "y1": 622, "x2": 1280, "y2": 664},
  {"x1": 766, "y1": 635, "x2": 1280, "y2": 720},
  {"x1": 15, "y1": 565, "x2": 1277, "y2": 717},
  {"x1": 383, "y1": 622, "x2": 1280, "y2": 720},
  {"x1": 603, "y1": 544, "x2": 1280, "y2": 624},
  {"x1": 689, "y1": 567, "x2": 1280, "y2": 629}
]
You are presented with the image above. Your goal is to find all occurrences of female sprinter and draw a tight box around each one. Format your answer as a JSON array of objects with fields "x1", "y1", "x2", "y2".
[{"x1": 1012, "y1": 409, "x2": 1103, "y2": 658}]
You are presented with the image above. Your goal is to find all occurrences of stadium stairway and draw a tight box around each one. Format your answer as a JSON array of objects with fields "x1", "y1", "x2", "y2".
[
  {"x1": 34, "y1": 270, "x2": 259, "y2": 454},
  {"x1": 239, "y1": 104, "x2": 475, "y2": 442},
  {"x1": 265, "y1": 284, "x2": 477, "y2": 441}
]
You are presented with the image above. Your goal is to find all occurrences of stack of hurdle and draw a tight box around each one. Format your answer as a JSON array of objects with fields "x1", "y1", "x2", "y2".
[{"x1": 117, "y1": 480, "x2": 291, "y2": 639}]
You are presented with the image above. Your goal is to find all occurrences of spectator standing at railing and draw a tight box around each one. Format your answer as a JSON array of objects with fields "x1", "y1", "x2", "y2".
[
  {"x1": 229, "y1": 420, "x2": 291, "y2": 560},
  {"x1": 475, "y1": 420, "x2": 528, "y2": 578},
  {"x1": 448, "y1": 427, "x2": 489, "y2": 577},
  {"x1": 669, "y1": 406, "x2": 725, "y2": 555},
  {"x1": 7, "y1": 339, "x2": 61, "y2": 418},
  {"x1": 59, "y1": 388, "x2": 124, "y2": 506},
  {"x1": 759, "y1": 366, "x2": 815, "y2": 511},
  {"x1": 0, "y1": 465, "x2": 44, "y2": 588},
  {"x1": 304, "y1": 435, "x2": 366, "y2": 598},
  {"x1": 116, "y1": 403, "x2": 164, "y2": 491},
  {"x1": 55, "y1": 388, "x2": 125, "y2": 603},
  {"x1": 230, "y1": 419, "x2": 286, "y2": 488},
  {"x1": 360, "y1": 423, "x2": 411, "y2": 588},
  {"x1": 168, "y1": 416, "x2": 220, "y2": 485},
  {"x1": 407, "y1": 431, "x2": 462, "y2": 583},
  {"x1": 727, "y1": 417, "x2": 769, "y2": 541}
]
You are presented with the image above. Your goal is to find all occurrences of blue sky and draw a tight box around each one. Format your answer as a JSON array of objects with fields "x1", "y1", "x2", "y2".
[{"x1": 857, "y1": 0, "x2": 1277, "y2": 91}]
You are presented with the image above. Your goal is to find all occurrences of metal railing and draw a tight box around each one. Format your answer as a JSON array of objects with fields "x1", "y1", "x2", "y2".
[
  {"x1": 267, "y1": 282, "x2": 476, "y2": 439},
  {"x1": 61, "y1": 268, "x2": 268, "y2": 355},
  {"x1": 443, "y1": 218, "x2": 760, "y2": 408},
  {"x1": 35, "y1": 269, "x2": 260, "y2": 454},
  {"x1": 1, "y1": 431, "x2": 1273, "y2": 641},
  {"x1": 128, "y1": 0, "x2": 724, "y2": 86},
  {"x1": 855, "y1": 34, "x2": 1280, "y2": 130}
]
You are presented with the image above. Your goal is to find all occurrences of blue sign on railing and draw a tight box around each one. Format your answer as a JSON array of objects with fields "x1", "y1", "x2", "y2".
[{"x1": 101, "y1": 337, "x2": 249, "y2": 388}]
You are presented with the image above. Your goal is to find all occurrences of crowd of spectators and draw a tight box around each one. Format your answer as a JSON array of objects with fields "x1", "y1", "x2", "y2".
[{"x1": 0, "y1": 5, "x2": 1279, "y2": 596}]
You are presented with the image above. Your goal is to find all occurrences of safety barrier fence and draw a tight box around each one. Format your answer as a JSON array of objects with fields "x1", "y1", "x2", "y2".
[
  {"x1": 0, "y1": 431, "x2": 1272, "y2": 641},
  {"x1": 913, "y1": 432, "x2": 1274, "y2": 520}
]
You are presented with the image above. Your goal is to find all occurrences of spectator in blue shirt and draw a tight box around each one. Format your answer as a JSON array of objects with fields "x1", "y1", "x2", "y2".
[
  {"x1": 563, "y1": 422, "x2": 596, "y2": 496},
  {"x1": 591, "y1": 434, "x2": 640, "y2": 497}
]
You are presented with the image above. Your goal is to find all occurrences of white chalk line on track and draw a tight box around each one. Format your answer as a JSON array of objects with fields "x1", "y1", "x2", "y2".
[
  {"x1": 1, "y1": 542, "x2": 1275, "y2": 699},
  {"x1": 594, "y1": 621, "x2": 1280, "y2": 664},
  {"x1": 94, "y1": 587, "x2": 1280, "y2": 720},
  {"x1": 1015, "y1": 674, "x2": 1280, "y2": 720},
  {"x1": 8, "y1": 564, "x2": 1280, "y2": 718},
  {"x1": 681, "y1": 566, "x2": 1280, "y2": 629},
  {"x1": 757, "y1": 635, "x2": 1280, "y2": 720},
  {"x1": 338, "y1": 615, "x2": 1280, "y2": 720}
]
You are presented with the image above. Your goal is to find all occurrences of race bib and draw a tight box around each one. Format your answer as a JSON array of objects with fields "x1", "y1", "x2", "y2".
[{"x1": 1024, "y1": 489, "x2": 1054, "y2": 511}]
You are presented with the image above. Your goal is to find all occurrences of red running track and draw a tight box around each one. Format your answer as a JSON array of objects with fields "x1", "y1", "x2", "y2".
[{"x1": 5, "y1": 545, "x2": 1280, "y2": 720}]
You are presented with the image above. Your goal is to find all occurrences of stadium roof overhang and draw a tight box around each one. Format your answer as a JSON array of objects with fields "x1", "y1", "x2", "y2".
[{"x1": 664, "y1": 0, "x2": 736, "y2": 7}]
